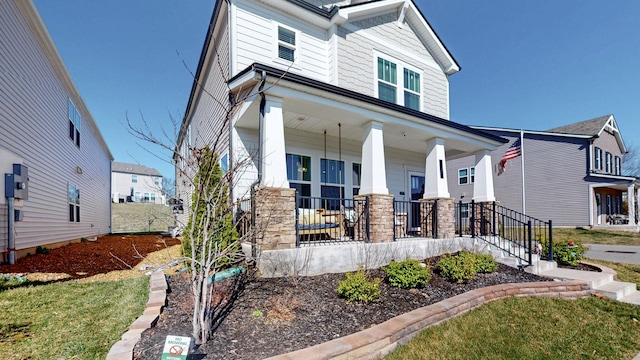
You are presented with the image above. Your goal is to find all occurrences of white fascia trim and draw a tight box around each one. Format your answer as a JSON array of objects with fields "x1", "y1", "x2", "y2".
[
  {"x1": 229, "y1": 1, "x2": 237, "y2": 76},
  {"x1": 404, "y1": 2, "x2": 458, "y2": 75},
  {"x1": 228, "y1": 70, "x2": 261, "y2": 92},
  {"x1": 471, "y1": 126, "x2": 594, "y2": 139},
  {"x1": 334, "y1": 0, "x2": 406, "y2": 25},
  {"x1": 588, "y1": 173, "x2": 637, "y2": 182},
  {"x1": 259, "y1": 0, "x2": 332, "y2": 28}
]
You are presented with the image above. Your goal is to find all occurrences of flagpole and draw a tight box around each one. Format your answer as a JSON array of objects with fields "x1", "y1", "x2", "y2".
[{"x1": 520, "y1": 129, "x2": 525, "y2": 214}]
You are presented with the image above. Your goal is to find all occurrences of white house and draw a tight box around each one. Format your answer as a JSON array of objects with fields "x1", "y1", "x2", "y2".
[
  {"x1": 111, "y1": 162, "x2": 165, "y2": 205},
  {"x1": 175, "y1": 0, "x2": 510, "y2": 270},
  {"x1": 1, "y1": 0, "x2": 113, "y2": 262}
]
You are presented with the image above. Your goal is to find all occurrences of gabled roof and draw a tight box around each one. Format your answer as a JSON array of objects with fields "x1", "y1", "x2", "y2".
[
  {"x1": 546, "y1": 114, "x2": 626, "y2": 153},
  {"x1": 473, "y1": 114, "x2": 627, "y2": 154},
  {"x1": 112, "y1": 162, "x2": 162, "y2": 177},
  {"x1": 262, "y1": 0, "x2": 460, "y2": 74},
  {"x1": 546, "y1": 115, "x2": 612, "y2": 136}
]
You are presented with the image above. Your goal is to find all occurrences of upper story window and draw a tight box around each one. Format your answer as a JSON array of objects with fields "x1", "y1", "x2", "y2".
[
  {"x1": 375, "y1": 54, "x2": 422, "y2": 111},
  {"x1": 68, "y1": 99, "x2": 81, "y2": 147},
  {"x1": 458, "y1": 167, "x2": 474, "y2": 185},
  {"x1": 132, "y1": 175, "x2": 138, "y2": 183},
  {"x1": 154, "y1": 177, "x2": 160, "y2": 185},
  {"x1": 277, "y1": 26, "x2": 296, "y2": 62},
  {"x1": 615, "y1": 156, "x2": 621, "y2": 175},
  {"x1": 605, "y1": 152, "x2": 612, "y2": 173},
  {"x1": 594, "y1": 147, "x2": 602, "y2": 170}
]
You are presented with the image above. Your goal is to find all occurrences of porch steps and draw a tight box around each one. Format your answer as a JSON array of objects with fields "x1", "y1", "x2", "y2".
[{"x1": 620, "y1": 292, "x2": 640, "y2": 306}]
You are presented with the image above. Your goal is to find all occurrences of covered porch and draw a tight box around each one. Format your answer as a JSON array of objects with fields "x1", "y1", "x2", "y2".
[
  {"x1": 590, "y1": 177, "x2": 640, "y2": 229},
  {"x1": 229, "y1": 64, "x2": 507, "y2": 252}
]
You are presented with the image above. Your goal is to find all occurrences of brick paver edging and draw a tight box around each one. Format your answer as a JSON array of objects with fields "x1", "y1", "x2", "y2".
[
  {"x1": 265, "y1": 280, "x2": 592, "y2": 360},
  {"x1": 106, "y1": 271, "x2": 168, "y2": 360}
]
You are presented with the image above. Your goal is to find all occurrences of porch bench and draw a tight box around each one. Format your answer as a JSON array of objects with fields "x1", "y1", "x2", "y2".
[{"x1": 297, "y1": 209, "x2": 344, "y2": 239}]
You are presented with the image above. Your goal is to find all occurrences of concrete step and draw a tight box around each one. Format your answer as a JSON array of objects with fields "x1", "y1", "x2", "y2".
[
  {"x1": 525, "y1": 260, "x2": 557, "y2": 274},
  {"x1": 593, "y1": 281, "x2": 637, "y2": 300},
  {"x1": 538, "y1": 268, "x2": 613, "y2": 288},
  {"x1": 620, "y1": 291, "x2": 640, "y2": 306}
]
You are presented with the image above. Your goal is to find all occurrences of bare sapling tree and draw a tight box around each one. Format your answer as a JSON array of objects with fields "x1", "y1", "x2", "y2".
[{"x1": 127, "y1": 45, "x2": 292, "y2": 344}]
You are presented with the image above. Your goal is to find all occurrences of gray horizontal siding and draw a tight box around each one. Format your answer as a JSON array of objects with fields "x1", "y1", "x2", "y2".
[{"x1": 0, "y1": 0, "x2": 111, "y2": 252}]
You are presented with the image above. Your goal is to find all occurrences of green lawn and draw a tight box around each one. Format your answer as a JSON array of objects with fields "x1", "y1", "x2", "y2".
[
  {"x1": 386, "y1": 296, "x2": 640, "y2": 360},
  {"x1": 554, "y1": 227, "x2": 640, "y2": 246},
  {"x1": 0, "y1": 277, "x2": 148, "y2": 359}
]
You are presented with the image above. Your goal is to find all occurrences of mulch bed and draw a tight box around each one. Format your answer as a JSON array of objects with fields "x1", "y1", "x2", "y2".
[{"x1": 133, "y1": 258, "x2": 552, "y2": 360}]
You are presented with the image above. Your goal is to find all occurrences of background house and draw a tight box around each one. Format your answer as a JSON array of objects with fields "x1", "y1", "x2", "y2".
[
  {"x1": 447, "y1": 115, "x2": 637, "y2": 228},
  {"x1": 0, "y1": 0, "x2": 113, "y2": 262},
  {"x1": 111, "y1": 162, "x2": 164, "y2": 205}
]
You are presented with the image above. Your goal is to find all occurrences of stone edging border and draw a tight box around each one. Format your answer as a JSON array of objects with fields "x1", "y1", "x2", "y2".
[
  {"x1": 265, "y1": 280, "x2": 592, "y2": 360},
  {"x1": 106, "y1": 271, "x2": 167, "y2": 360}
]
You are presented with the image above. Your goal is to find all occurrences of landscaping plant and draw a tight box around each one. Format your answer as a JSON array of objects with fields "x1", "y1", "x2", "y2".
[
  {"x1": 436, "y1": 251, "x2": 478, "y2": 283},
  {"x1": 474, "y1": 253, "x2": 499, "y2": 273},
  {"x1": 543, "y1": 240, "x2": 587, "y2": 266},
  {"x1": 337, "y1": 269, "x2": 382, "y2": 303},
  {"x1": 383, "y1": 259, "x2": 431, "y2": 289}
]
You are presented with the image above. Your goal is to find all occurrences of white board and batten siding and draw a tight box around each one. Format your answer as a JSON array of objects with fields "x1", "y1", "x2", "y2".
[
  {"x1": 233, "y1": 0, "x2": 331, "y2": 82},
  {"x1": 337, "y1": 13, "x2": 450, "y2": 119},
  {"x1": 0, "y1": 0, "x2": 112, "y2": 253}
]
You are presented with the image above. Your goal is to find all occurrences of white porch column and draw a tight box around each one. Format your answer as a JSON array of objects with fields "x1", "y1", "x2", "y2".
[
  {"x1": 473, "y1": 150, "x2": 496, "y2": 202},
  {"x1": 260, "y1": 96, "x2": 289, "y2": 187},
  {"x1": 628, "y1": 184, "x2": 636, "y2": 225},
  {"x1": 423, "y1": 138, "x2": 449, "y2": 199},
  {"x1": 360, "y1": 121, "x2": 388, "y2": 194}
]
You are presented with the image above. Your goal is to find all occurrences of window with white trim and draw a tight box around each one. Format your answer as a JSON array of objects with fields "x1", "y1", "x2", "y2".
[
  {"x1": 605, "y1": 152, "x2": 612, "y2": 173},
  {"x1": 458, "y1": 167, "x2": 474, "y2": 185},
  {"x1": 615, "y1": 156, "x2": 621, "y2": 175},
  {"x1": 352, "y1": 163, "x2": 361, "y2": 196},
  {"x1": 154, "y1": 176, "x2": 160, "y2": 185},
  {"x1": 132, "y1": 175, "x2": 138, "y2": 183},
  {"x1": 287, "y1": 153, "x2": 311, "y2": 200},
  {"x1": 68, "y1": 183, "x2": 80, "y2": 222},
  {"x1": 594, "y1": 147, "x2": 602, "y2": 170},
  {"x1": 277, "y1": 26, "x2": 296, "y2": 62},
  {"x1": 376, "y1": 54, "x2": 421, "y2": 111},
  {"x1": 150, "y1": 193, "x2": 156, "y2": 202},
  {"x1": 68, "y1": 99, "x2": 81, "y2": 147}
]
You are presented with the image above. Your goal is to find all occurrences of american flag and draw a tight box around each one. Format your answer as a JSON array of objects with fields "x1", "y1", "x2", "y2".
[{"x1": 497, "y1": 138, "x2": 521, "y2": 176}]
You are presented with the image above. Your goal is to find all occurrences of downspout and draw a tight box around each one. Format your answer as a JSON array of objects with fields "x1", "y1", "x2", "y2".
[{"x1": 249, "y1": 70, "x2": 267, "y2": 259}]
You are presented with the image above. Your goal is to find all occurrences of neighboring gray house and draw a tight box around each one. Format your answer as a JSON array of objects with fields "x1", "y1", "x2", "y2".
[
  {"x1": 0, "y1": 0, "x2": 113, "y2": 261},
  {"x1": 111, "y1": 162, "x2": 164, "y2": 205},
  {"x1": 174, "y1": 0, "x2": 508, "y2": 255},
  {"x1": 447, "y1": 115, "x2": 637, "y2": 227}
]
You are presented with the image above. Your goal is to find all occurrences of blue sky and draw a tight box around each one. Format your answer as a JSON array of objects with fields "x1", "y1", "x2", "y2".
[{"x1": 34, "y1": 1, "x2": 640, "y2": 179}]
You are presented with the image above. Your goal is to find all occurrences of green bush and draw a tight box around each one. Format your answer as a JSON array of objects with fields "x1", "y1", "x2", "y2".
[
  {"x1": 474, "y1": 253, "x2": 499, "y2": 273},
  {"x1": 544, "y1": 240, "x2": 587, "y2": 266},
  {"x1": 436, "y1": 251, "x2": 478, "y2": 283},
  {"x1": 383, "y1": 259, "x2": 431, "y2": 289},
  {"x1": 182, "y1": 146, "x2": 239, "y2": 271},
  {"x1": 35, "y1": 246, "x2": 50, "y2": 255},
  {"x1": 337, "y1": 270, "x2": 381, "y2": 303}
]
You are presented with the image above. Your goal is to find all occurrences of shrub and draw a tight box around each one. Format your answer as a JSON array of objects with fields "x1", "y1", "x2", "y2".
[
  {"x1": 474, "y1": 253, "x2": 499, "y2": 273},
  {"x1": 35, "y1": 246, "x2": 50, "y2": 255},
  {"x1": 544, "y1": 240, "x2": 587, "y2": 266},
  {"x1": 337, "y1": 270, "x2": 381, "y2": 303},
  {"x1": 383, "y1": 259, "x2": 431, "y2": 289},
  {"x1": 436, "y1": 251, "x2": 477, "y2": 283}
]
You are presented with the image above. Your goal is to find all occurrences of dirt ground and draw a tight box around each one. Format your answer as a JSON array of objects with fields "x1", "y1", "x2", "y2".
[
  {"x1": 0, "y1": 234, "x2": 181, "y2": 282},
  {"x1": 133, "y1": 259, "x2": 554, "y2": 360}
]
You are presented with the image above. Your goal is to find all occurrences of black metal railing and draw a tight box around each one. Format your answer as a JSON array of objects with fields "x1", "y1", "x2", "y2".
[
  {"x1": 234, "y1": 196, "x2": 254, "y2": 242},
  {"x1": 393, "y1": 200, "x2": 438, "y2": 239},
  {"x1": 455, "y1": 200, "x2": 553, "y2": 267},
  {"x1": 295, "y1": 195, "x2": 370, "y2": 246}
]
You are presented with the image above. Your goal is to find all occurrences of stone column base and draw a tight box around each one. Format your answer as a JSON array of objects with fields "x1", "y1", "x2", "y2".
[
  {"x1": 424, "y1": 197, "x2": 455, "y2": 239},
  {"x1": 355, "y1": 193, "x2": 394, "y2": 243},
  {"x1": 254, "y1": 187, "x2": 296, "y2": 250}
]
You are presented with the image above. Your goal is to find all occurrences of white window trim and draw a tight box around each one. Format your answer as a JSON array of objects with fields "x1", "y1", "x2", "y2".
[
  {"x1": 373, "y1": 50, "x2": 423, "y2": 111},
  {"x1": 273, "y1": 23, "x2": 301, "y2": 69},
  {"x1": 594, "y1": 147, "x2": 602, "y2": 171},
  {"x1": 457, "y1": 168, "x2": 469, "y2": 185}
]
